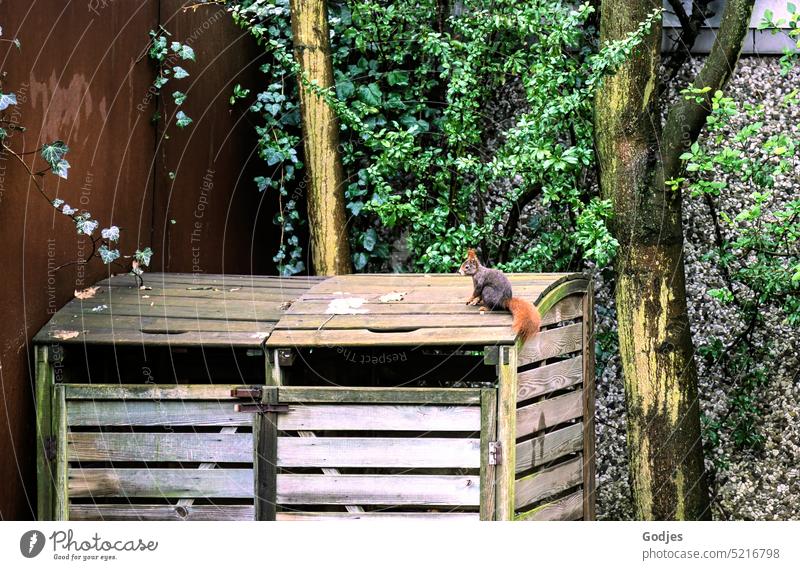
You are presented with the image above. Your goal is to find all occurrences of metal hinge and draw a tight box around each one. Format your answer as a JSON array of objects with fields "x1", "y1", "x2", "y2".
[
  {"x1": 231, "y1": 387, "x2": 262, "y2": 399},
  {"x1": 488, "y1": 441, "x2": 502, "y2": 466},
  {"x1": 44, "y1": 436, "x2": 57, "y2": 462}
]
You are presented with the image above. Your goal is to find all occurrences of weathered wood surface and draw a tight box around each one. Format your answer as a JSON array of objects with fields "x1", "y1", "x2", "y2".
[
  {"x1": 517, "y1": 356, "x2": 583, "y2": 401},
  {"x1": 515, "y1": 489, "x2": 584, "y2": 521},
  {"x1": 276, "y1": 474, "x2": 480, "y2": 506},
  {"x1": 267, "y1": 273, "x2": 582, "y2": 347},
  {"x1": 276, "y1": 511, "x2": 478, "y2": 521},
  {"x1": 514, "y1": 456, "x2": 583, "y2": 510},
  {"x1": 582, "y1": 285, "x2": 597, "y2": 521},
  {"x1": 67, "y1": 432, "x2": 252, "y2": 463},
  {"x1": 277, "y1": 386, "x2": 481, "y2": 405},
  {"x1": 68, "y1": 400, "x2": 251, "y2": 427},
  {"x1": 54, "y1": 386, "x2": 68, "y2": 520},
  {"x1": 68, "y1": 468, "x2": 254, "y2": 498},
  {"x1": 518, "y1": 323, "x2": 583, "y2": 365},
  {"x1": 515, "y1": 422, "x2": 584, "y2": 473},
  {"x1": 69, "y1": 504, "x2": 254, "y2": 521},
  {"x1": 479, "y1": 388, "x2": 497, "y2": 521},
  {"x1": 279, "y1": 403, "x2": 480, "y2": 431},
  {"x1": 277, "y1": 437, "x2": 480, "y2": 468},
  {"x1": 34, "y1": 272, "x2": 316, "y2": 347},
  {"x1": 495, "y1": 345, "x2": 518, "y2": 521},
  {"x1": 516, "y1": 390, "x2": 583, "y2": 437},
  {"x1": 64, "y1": 384, "x2": 243, "y2": 400},
  {"x1": 36, "y1": 346, "x2": 54, "y2": 521}
]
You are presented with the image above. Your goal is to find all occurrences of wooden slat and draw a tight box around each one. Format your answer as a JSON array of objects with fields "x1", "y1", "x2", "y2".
[
  {"x1": 266, "y1": 326, "x2": 517, "y2": 347},
  {"x1": 67, "y1": 432, "x2": 252, "y2": 462},
  {"x1": 516, "y1": 390, "x2": 583, "y2": 437},
  {"x1": 255, "y1": 386, "x2": 278, "y2": 520},
  {"x1": 282, "y1": 302, "x2": 550, "y2": 316},
  {"x1": 278, "y1": 403, "x2": 480, "y2": 431},
  {"x1": 36, "y1": 345, "x2": 55, "y2": 521},
  {"x1": 277, "y1": 387, "x2": 481, "y2": 405},
  {"x1": 582, "y1": 285, "x2": 596, "y2": 521},
  {"x1": 540, "y1": 294, "x2": 584, "y2": 327},
  {"x1": 64, "y1": 384, "x2": 243, "y2": 400},
  {"x1": 518, "y1": 323, "x2": 583, "y2": 365},
  {"x1": 517, "y1": 356, "x2": 583, "y2": 401},
  {"x1": 277, "y1": 313, "x2": 518, "y2": 329},
  {"x1": 45, "y1": 314, "x2": 280, "y2": 334},
  {"x1": 515, "y1": 423, "x2": 584, "y2": 473},
  {"x1": 276, "y1": 474, "x2": 479, "y2": 506},
  {"x1": 277, "y1": 437, "x2": 480, "y2": 468},
  {"x1": 515, "y1": 489, "x2": 584, "y2": 521},
  {"x1": 69, "y1": 504, "x2": 254, "y2": 521},
  {"x1": 514, "y1": 456, "x2": 583, "y2": 510},
  {"x1": 54, "y1": 386, "x2": 68, "y2": 520},
  {"x1": 40, "y1": 329, "x2": 273, "y2": 347},
  {"x1": 480, "y1": 388, "x2": 497, "y2": 521},
  {"x1": 67, "y1": 401, "x2": 252, "y2": 427},
  {"x1": 495, "y1": 345, "x2": 518, "y2": 521},
  {"x1": 276, "y1": 511, "x2": 479, "y2": 521},
  {"x1": 68, "y1": 469, "x2": 253, "y2": 498}
]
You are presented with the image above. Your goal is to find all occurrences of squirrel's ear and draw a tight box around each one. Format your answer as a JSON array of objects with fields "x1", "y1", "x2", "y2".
[{"x1": 467, "y1": 248, "x2": 477, "y2": 259}]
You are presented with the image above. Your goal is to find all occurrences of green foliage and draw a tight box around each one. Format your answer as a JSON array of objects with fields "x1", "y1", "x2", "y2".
[
  {"x1": 224, "y1": 0, "x2": 656, "y2": 275},
  {"x1": 147, "y1": 26, "x2": 195, "y2": 127},
  {"x1": 758, "y1": 2, "x2": 800, "y2": 74}
]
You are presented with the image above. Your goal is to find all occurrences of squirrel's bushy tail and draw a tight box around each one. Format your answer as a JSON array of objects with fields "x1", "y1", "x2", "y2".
[{"x1": 506, "y1": 297, "x2": 541, "y2": 343}]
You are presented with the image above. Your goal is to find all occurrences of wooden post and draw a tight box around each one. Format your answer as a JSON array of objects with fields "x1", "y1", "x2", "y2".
[
  {"x1": 582, "y1": 281, "x2": 596, "y2": 520},
  {"x1": 479, "y1": 388, "x2": 497, "y2": 521},
  {"x1": 495, "y1": 344, "x2": 518, "y2": 520},
  {"x1": 53, "y1": 385, "x2": 68, "y2": 520},
  {"x1": 254, "y1": 350, "x2": 283, "y2": 521},
  {"x1": 35, "y1": 345, "x2": 54, "y2": 521}
]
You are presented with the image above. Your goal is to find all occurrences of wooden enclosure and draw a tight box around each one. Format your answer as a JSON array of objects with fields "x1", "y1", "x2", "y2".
[{"x1": 34, "y1": 271, "x2": 595, "y2": 521}]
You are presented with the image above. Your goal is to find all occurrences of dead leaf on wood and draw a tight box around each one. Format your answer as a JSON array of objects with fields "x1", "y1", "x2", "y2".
[
  {"x1": 92, "y1": 304, "x2": 109, "y2": 313},
  {"x1": 379, "y1": 291, "x2": 407, "y2": 303},
  {"x1": 326, "y1": 297, "x2": 368, "y2": 314},
  {"x1": 140, "y1": 285, "x2": 153, "y2": 291},
  {"x1": 52, "y1": 330, "x2": 80, "y2": 340},
  {"x1": 142, "y1": 295, "x2": 150, "y2": 299},
  {"x1": 74, "y1": 286, "x2": 100, "y2": 300},
  {"x1": 230, "y1": 287, "x2": 241, "y2": 292},
  {"x1": 186, "y1": 286, "x2": 214, "y2": 291}
]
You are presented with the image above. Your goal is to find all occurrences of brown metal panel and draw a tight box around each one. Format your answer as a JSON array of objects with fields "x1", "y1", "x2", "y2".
[{"x1": 151, "y1": 1, "x2": 274, "y2": 275}]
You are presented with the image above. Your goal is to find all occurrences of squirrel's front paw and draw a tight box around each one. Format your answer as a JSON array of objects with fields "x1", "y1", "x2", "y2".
[{"x1": 467, "y1": 297, "x2": 481, "y2": 306}]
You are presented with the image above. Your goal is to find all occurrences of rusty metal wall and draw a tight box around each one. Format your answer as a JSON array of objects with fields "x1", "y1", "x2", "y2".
[{"x1": 0, "y1": 1, "x2": 273, "y2": 519}]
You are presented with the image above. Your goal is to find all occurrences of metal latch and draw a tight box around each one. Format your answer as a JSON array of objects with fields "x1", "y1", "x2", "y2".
[
  {"x1": 231, "y1": 387, "x2": 262, "y2": 399},
  {"x1": 234, "y1": 403, "x2": 289, "y2": 413},
  {"x1": 488, "y1": 441, "x2": 502, "y2": 466}
]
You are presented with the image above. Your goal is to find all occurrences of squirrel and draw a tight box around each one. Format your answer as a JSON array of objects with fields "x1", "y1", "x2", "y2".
[{"x1": 458, "y1": 248, "x2": 541, "y2": 342}]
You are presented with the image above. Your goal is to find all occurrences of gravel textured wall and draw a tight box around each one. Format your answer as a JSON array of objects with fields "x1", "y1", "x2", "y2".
[{"x1": 594, "y1": 56, "x2": 800, "y2": 521}]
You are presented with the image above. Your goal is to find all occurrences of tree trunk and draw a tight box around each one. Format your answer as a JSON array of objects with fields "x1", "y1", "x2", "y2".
[
  {"x1": 290, "y1": 0, "x2": 352, "y2": 275},
  {"x1": 595, "y1": 0, "x2": 707, "y2": 520},
  {"x1": 595, "y1": 0, "x2": 754, "y2": 520}
]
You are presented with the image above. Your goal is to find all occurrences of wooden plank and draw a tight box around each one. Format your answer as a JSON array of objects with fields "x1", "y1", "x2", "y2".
[
  {"x1": 276, "y1": 511, "x2": 479, "y2": 521},
  {"x1": 67, "y1": 432, "x2": 252, "y2": 462},
  {"x1": 515, "y1": 423, "x2": 584, "y2": 473},
  {"x1": 277, "y1": 387, "x2": 481, "y2": 405},
  {"x1": 516, "y1": 390, "x2": 583, "y2": 437},
  {"x1": 68, "y1": 469, "x2": 254, "y2": 498},
  {"x1": 45, "y1": 314, "x2": 280, "y2": 334},
  {"x1": 518, "y1": 323, "x2": 583, "y2": 365},
  {"x1": 276, "y1": 313, "x2": 519, "y2": 330},
  {"x1": 277, "y1": 437, "x2": 480, "y2": 468},
  {"x1": 533, "y1": 278, "x2": 589, "y2": 315},
  {"x1": 276, "y1": 474, "x2": 480, "y2": 506},
  {"x1": 515, "y1": 489, "x2": 584, "y2": 521},
  {"x1": 255, "y1": 386, "x2": 278, "y2": 521},
  {"x1": 39, "y1": 329, "x2": 272, "y2": 347},
  {"x1": 297, "y1": 431, "x2": 363, "y2": 514},
  {"x1": 97, "y1": 272, "x2": 323, "y2": 289},
  {"x1": 64, "y1": 384, "x2": 244, "y2": 400},
  {"x1": 582, "y1": 285, "x2": 596, "y2": 521},
  {"x1": 35, "y1": 345, "x2": 54, "y2": 521},
  {"x1": 278, "y1": 404, "x2": 480, "y2": 432},
  {"x1": 514, "y1": 456, "x2": 583, "y2": 510},
  {"x1": 479, "y1": 388, "x2": 497, "y2": 521},
  {"x1": 53, "y1": 386, "x2": 68, "y2": 521},
  {"x1": 69, "y1": 504, "x2": 254, "y2": 521},
  {"x1": 266, "y1": 326, "x2": 517, "y2": 347},
  {"x1": 282, "y1": 302, "x2": 556, "y2": 316},
  {"x1": 67, "y1": 400, "x2": 253, "y2": 427},
  {"x1": 540, "y1": 294, "x2": 583, "y2": 327},
  {"x1": 517, "y1": 356, "x2": 583, "y2": 401},
  {"x1": 495, "y1": 345, "x2": 518, "y2": 521}
]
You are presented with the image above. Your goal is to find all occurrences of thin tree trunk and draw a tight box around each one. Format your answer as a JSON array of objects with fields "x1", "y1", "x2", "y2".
[
  {"x1": 595, "y1": 0, "x2": 755, "y2": 520},
  {"x1": 290, "y1": 0, "x2": 352, "y2": 275}
]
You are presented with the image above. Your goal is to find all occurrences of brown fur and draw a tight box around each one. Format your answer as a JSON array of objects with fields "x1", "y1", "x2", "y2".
[{"x1": 458, "y1": 249, "x2": 540, "y2": 342}]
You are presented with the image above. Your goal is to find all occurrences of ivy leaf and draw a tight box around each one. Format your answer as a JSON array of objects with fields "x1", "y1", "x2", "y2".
[
  {"x1": 353, "y1": 251, "x2": 368, "y2": 270},
  {"x1": 171, "y1": 42, "x2": 195, "y2": 61},
  {"x1": 336, "y1": 80, "x2": 355, "y2": 99},
  {"x1": 135, "y1": 247, "x2": 154, "y2": 267},
  {"x1": 0, "y1": 92, "x2": 18, "y2": 111},
  {"x1": 362, "y1": 228, "x2": 377, "y2": 251},
  {"x1": 153, "y1": 75, "x2": 169, "y2": 89},
  {"x1": 98, "y1": 245, "x2": 121, "y2": 264},
  {"x1": 386, "y1": 70, "x2": 408, "y2": 86},
  {"x1": 41, "y1": 141, "x2": 69, "y2": 166},
  {"x1": 358, "y1": 83, "x2": 382, "y2": 106},
  {"x1": 172, "y1": 91, "x2": 187, "y2": 106},
  {"x1": 175, "y1": 110, "x2": 192, "y2": 128},
  {"x1": 172, "y1": 66, "x2": 189, "y2": 79},
  {"x1": 0, "y1": 127, "x2": 7, "y2": 140},
  {"x1": 52, "y1": 159, "x2": 70, "y2": 179}
]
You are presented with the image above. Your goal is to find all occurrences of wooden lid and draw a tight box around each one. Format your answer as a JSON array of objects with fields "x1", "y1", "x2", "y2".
[{"x1": 34, "y1": 272, "x2": 583, "y2": 348}]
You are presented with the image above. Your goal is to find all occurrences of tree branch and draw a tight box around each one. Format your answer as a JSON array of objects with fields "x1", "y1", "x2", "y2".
[
  {"x1": 497, "y1": 184, "x2": 542, "y2": 264},
  {"x1": 661, "y1": 0, "x2": 755, "y2": 180},
  {"x1": 663, "y1": 0, "x2": 714, "y2": 82}
]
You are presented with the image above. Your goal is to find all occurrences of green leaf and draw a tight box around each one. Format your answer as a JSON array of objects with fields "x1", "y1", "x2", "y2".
[
  {"x1": 175, "y1": 110, "x2": 192, "y2": 128},
  {"x1": 171, "y1": 42, "x2": 195, "y2": 61},
  {"x1": 172, "y1": 66, "x2": 189, "y2": 79},
  {"x1": 353, "y1": 251, "x2": 368, "y2": 270},
  {"x1": 41, "y1": 141, "x2": 69, "y2": 166},
  {"x1": 172, "y1": 91, "x2": 187, "y2": 106},
  {"x1": 0, "y1": 92, "x2": 17, "y2": 111},
  {"x1": 386, "y1": 70, "x2": 409, "y2": 86},
  {"x1": 358, "y1": 83, "x2": 382, "y2": 106}
]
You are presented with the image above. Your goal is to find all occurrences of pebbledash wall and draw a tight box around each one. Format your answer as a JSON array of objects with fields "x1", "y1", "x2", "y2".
[{"x1": 0, "y1": 1, "x2": 278, "y2": 519}]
